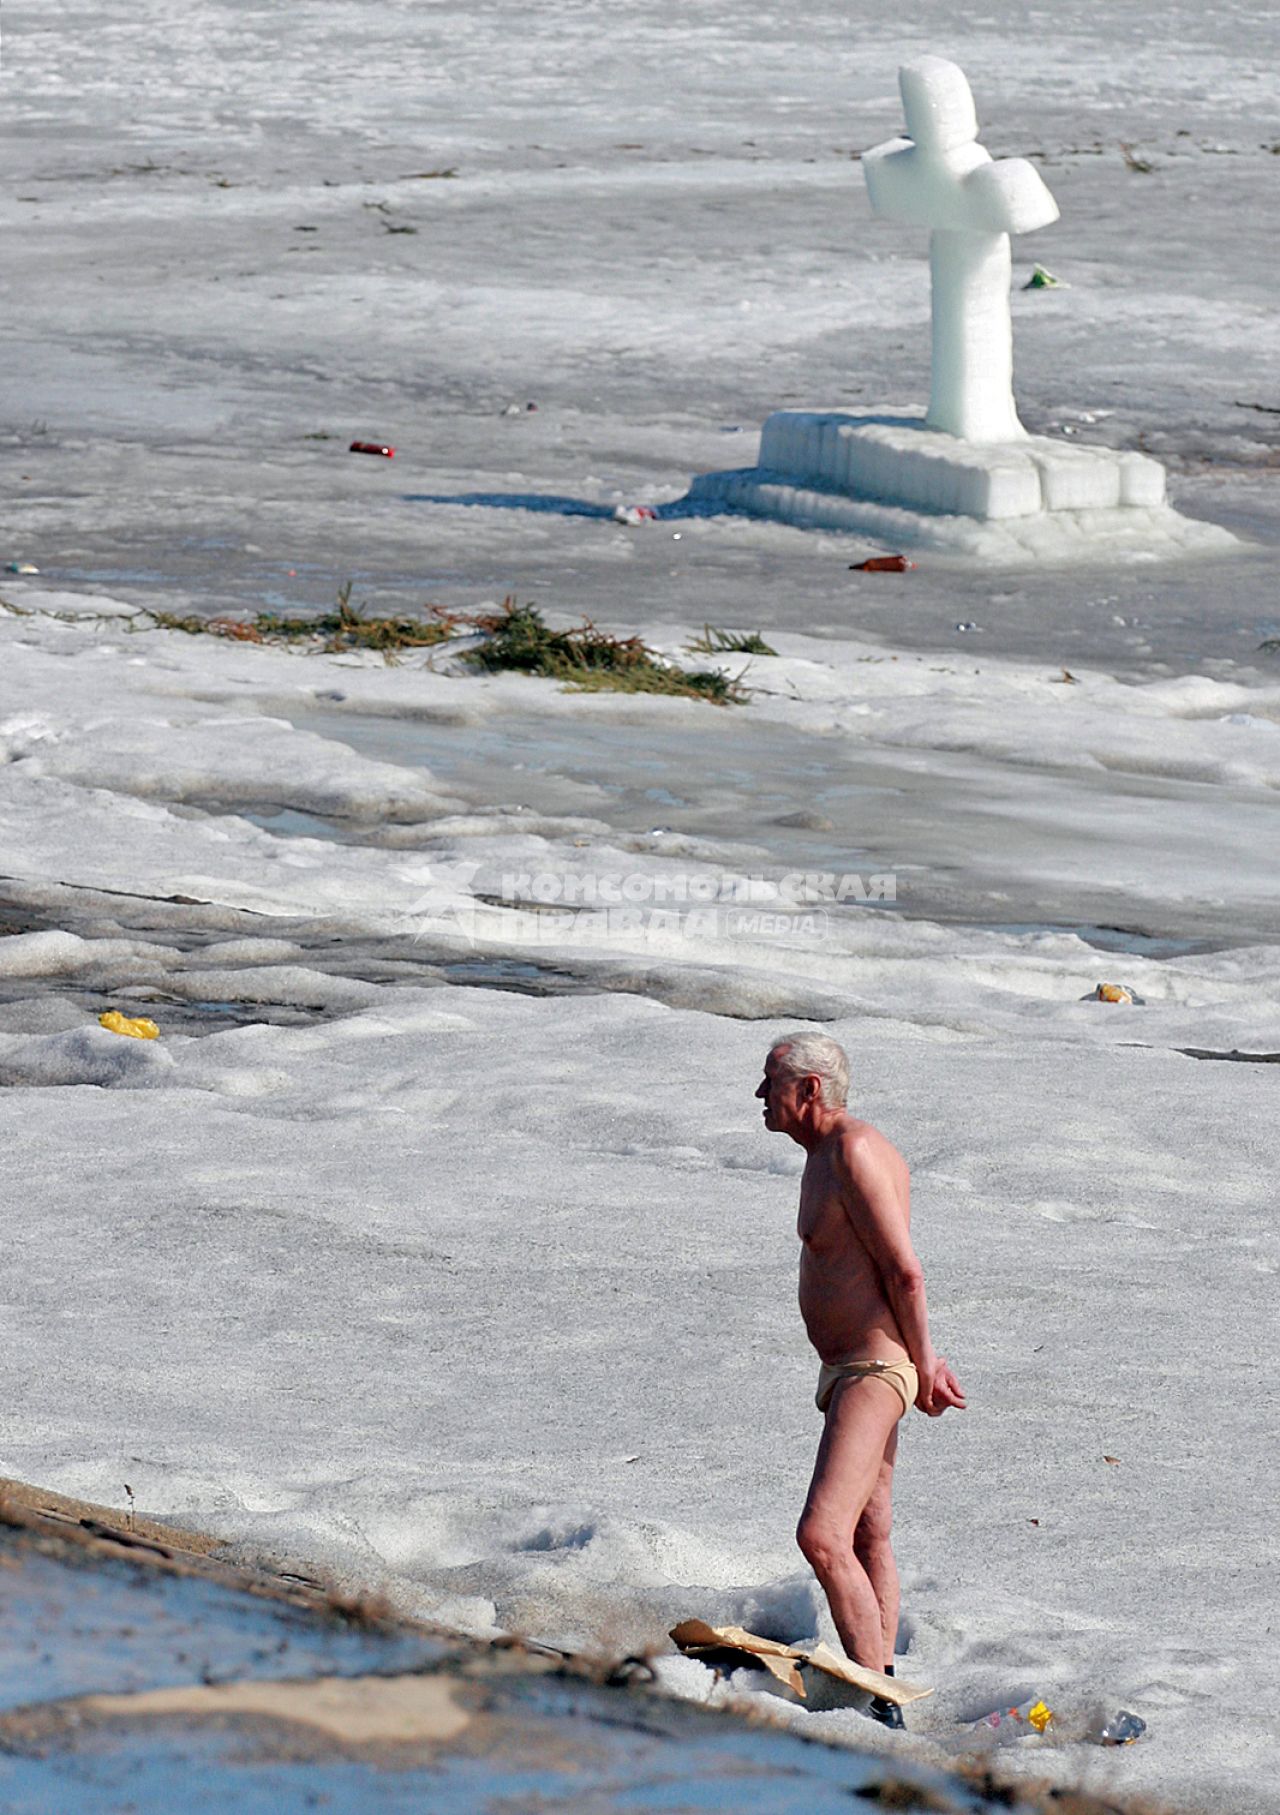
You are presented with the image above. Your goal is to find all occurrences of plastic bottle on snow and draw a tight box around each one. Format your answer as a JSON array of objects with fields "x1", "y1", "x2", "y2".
[{"x1": 1099, "y1": 1710, "x2": 1146, "y2": 1745}]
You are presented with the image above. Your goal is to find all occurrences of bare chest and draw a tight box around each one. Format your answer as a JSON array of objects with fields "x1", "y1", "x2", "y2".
[{"x1": 796, "y1": 1161, "x2": 861, "y2": 1261}]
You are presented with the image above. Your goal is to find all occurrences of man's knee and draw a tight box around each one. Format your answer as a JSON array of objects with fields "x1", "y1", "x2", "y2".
[{"x1": 796, "y1": 1511, "x2": 848, "y2": 1578}]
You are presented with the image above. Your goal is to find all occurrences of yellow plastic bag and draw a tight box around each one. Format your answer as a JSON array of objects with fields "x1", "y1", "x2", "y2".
[{"x1": 98, "y1": 1011, "x2": 160, "y2": 1041}]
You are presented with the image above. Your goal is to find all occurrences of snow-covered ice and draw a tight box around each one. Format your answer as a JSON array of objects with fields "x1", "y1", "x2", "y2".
[
  {"x1": 0, "y1": 1501, "x2": 1043, "y2": 1813},
  {"x1": 0, "y1": 600, "x2": 1276, "y2": 1813},
  {"x1": 1, "y1": 3, "x2": 1278, "y2": 1811}
]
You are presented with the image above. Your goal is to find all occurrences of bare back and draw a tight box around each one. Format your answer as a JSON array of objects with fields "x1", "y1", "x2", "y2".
[{"x1": 797, "y1": 1116, "x2": 912, "y2": 1366}]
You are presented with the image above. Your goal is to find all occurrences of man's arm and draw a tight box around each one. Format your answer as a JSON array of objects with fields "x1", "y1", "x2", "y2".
[{"x1": 839, "y1": 1132, "x2": 966, "y2": 1417}]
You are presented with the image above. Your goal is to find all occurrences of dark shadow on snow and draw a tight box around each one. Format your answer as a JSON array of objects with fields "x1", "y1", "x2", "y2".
[{"x1": 401, "y1": 490, "x2": 713, "y2": 520}]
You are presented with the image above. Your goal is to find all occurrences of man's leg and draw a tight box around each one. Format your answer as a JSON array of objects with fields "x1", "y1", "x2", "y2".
[
  {"x1": 853, "y1": 1423, "x2": 899, "y2": 1670},
  {"x1": 796, "y1": 1378, "x2": 902, "y2": 1668}
]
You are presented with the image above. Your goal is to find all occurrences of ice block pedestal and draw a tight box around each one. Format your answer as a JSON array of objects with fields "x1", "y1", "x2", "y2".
[
  {"x1": 685, "y1": 57, "x2": 1234, "y2": 561},
  {"x1": 687, "y1": 407, "x2": 1230, "y2": 559}
]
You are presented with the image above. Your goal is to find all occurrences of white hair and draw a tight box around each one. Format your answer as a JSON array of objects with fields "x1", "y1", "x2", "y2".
[{"x1": 769, "y1": 1032, "x2": 849, "y2": 1108}]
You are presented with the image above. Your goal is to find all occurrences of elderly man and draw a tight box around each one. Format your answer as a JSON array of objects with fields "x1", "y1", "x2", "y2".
[{"x1": 756, "y1": 1032, "x2": 965, "y2": 1721}]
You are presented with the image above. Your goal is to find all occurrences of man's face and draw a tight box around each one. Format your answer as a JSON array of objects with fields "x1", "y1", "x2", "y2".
[{"x1": 756, "y1": 1049, "x2": 804, "y2": 1134}]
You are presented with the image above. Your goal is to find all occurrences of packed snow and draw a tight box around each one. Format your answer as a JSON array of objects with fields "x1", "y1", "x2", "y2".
[{"x1": 1, "y1": 2, "x2": 1278, "y2": 1811}]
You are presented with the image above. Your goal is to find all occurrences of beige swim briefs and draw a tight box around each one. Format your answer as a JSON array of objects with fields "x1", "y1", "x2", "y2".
[{"x1": 816, "y1": 1358, "x2": 918, "y2": 1420}]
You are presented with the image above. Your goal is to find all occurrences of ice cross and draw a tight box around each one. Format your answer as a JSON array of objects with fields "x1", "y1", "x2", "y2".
[{"x1": 863, "y1": 57, "x2": 1059, "y2": 443}]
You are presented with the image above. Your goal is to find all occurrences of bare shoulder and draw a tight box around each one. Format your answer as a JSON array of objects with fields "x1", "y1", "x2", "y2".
[{"x1": 831, "y1": 1116, "x2": 906, "y2": 1181}]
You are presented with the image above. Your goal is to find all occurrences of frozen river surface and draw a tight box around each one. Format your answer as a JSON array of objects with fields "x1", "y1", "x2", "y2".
[
  {"x1": 1, "y1": 4, "x2": 1278, "y2": 1813},
  {"x1": 3, "y1": 0, "x2": 1278, "y2": 666}
]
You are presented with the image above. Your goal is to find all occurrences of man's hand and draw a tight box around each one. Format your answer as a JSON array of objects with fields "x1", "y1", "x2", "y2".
[{"x1": 916, "y1": 1357, "x2": 967, "y2": 1417}]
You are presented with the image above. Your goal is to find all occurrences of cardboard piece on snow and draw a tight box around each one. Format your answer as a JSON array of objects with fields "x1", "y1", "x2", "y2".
[
  {"x1": 669, "y1": 1619, "x2": 932, "y2": 1706},
  {"x1": 669, "y1": 1620, "x2": 805, "y2": 1696}
]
